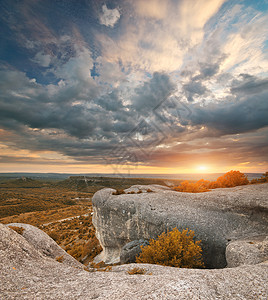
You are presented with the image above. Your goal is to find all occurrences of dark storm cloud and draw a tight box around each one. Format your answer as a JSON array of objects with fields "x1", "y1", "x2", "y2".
[
  {"x1": 183, "y1": 81, "x2": 208, "y2": 102},
  {"x1": 96, "y1": 90, "x2": 124, "y2": 112},
  {"x1": 132, "y1": 72, "x2": 176, "y2": 113},
  {"x1": 0, "y1": 66, "x2": 139, "y2": 156},
  {"x1": 231, "y1": 74, "x2": 268, "y2": 95},
  {"x1": 190, "y1": 76, "x2": 268, "y2": 135},
  {"x1": 0, "y1": 69, "x2": 98, "y2": 138},
  {"x1": 1, "y1": 62, "x2": 268, "y2": 167}
]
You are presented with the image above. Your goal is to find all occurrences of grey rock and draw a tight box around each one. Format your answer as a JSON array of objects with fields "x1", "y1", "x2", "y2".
[
  {"x1": 1, "y1": 223, "x2": 268, "y2": 299},
  {"x1": 120, "y1": 239, "x2": 149, "y2": 264},
  {"x1": 92, "y1": 183, "x2": 268, "y2": 268},
  {"x1": 7, "y1": 223, "x2": 84, "y2": 269},
  {"x1": 226, "y1": 235, "x2": 268, "y2": 267}
]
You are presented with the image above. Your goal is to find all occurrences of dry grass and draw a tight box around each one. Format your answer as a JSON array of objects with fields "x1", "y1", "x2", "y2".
[
  {"x1": 0, "y1": 204, "x2": 91, "y2": 226},
  {"x1": 56, "y1": 255, "x2": 64, "y2": 263},
  {"x1": 40, "y1": 214, "x2": 102, "y2": 263},
  {"x1": 0, "y1": 183, "x2": 101, "y2": 265},
  {"x1": 8, "y1": 225, "x2": 25, "y2": 235},
  {"x1": 127, "y1": 267, "x2": 147, "y2": 275},
  {"x1": 90, "y1": 261, "x2": 113, "y2": 272}
]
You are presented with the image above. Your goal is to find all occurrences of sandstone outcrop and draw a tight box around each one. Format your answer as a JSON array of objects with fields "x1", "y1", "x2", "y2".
[
  {"x1": 7, "y1": 223, "x2": 83, "y2": 269},
  {"x1": 1, "y1": 223, "x2": 268, "y2": 299},
  {"x1": 92, "y1": 183, "x2": 268, "y2": 268},
  {"x1": 226, "y1": 235, "x2": 268, "y2": 267}
]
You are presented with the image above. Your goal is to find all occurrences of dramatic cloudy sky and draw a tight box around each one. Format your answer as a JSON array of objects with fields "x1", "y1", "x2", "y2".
[{"x1": 0, "y1": 0, "x2": 267, "y2": 174}]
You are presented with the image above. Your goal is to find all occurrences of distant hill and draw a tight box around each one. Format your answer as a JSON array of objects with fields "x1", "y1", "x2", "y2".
[
  {"x1": 0, "y1": 177, "x2": 46, "y2": 188},
  {"x1": 53, "y1": 176, "x2": 184, "y2": 192}
]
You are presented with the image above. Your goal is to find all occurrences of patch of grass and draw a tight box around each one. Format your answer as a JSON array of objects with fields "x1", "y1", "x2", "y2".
[
  {"x1": 90, "y1": 261, "x2": 112, "y2": 272},
  {"x1": 56, "y1": 255, "x2": 64, "y2": 263},
  {"x1": 127, "y1": 267, "x2": 147, "y2": 275},
  {"x1": 42, "y1": 215, "x2": 102, "y2": 263}
]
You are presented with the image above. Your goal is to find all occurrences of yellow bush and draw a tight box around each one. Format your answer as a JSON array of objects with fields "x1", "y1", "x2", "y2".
[
  {"x1": 174, "y1": 180, "x2": 210, "y2": 193},
  {"x1": 174, "y1": 171, "x2": 249, "y2": 193},
  {"x1": 214, "y1": 170, "x2": 248, "y2": 188},
  {"x1": 136, "y1": 228, "x2": 204, "y2": 268}
]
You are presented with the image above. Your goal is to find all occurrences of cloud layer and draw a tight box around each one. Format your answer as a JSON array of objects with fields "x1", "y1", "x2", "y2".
[{"x1": 0, "y1": 0, "x2": 267, "y2": 173}]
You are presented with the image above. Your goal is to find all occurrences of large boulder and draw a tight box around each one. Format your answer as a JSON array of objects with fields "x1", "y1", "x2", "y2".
[
  {"x1": 92, "y1": 183, "x2": 268, "y2": 268},
  {"x1": 120, "y1": 239, "x2": 149, "y2": 264},
  {"x1": 1, "y1": 223, "x2": 268, "y2": 299},
  {"x1": 226, "y1": 235, "x2": 268, "y2": 267},
  {"x1": 7, "y1": 223, "x2": 83, "y2": 269}
]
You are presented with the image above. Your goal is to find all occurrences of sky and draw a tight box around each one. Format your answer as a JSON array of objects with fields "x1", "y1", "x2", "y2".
[{"x1": 0, "y1": 0, "x2": 267, "y2": 175}]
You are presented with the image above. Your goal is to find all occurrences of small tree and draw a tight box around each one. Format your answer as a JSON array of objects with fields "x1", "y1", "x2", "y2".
[{"x1": 136, "y1": 228, "x2": 204, "y2": 268}]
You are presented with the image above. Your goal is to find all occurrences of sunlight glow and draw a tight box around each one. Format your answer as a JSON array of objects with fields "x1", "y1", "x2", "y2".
[{"x1": 197, "y1": 165, "x2": 208, "y2": 172}]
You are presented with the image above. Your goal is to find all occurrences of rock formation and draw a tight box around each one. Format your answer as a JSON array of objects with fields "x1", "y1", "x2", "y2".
[
  {"x1": 92, "y1": 183, "x2": 268, "y2": 268},
  {"x1": 7, "y1": 223, "x2": 83, "y2": 269},
  {"x1": 1, "y1": 223, "x2": 268, "y2": 299},
  {"x1": 226, "y1": 235, "x2": 268, "y2": 267},
  {"x1": 1, "y1": 183, "x2": 268, "y2": 299}
]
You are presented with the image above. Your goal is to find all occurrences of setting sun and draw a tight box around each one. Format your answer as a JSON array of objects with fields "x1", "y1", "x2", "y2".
[
  {"x1": 0, "y1": 0, "x2": 267, "y2": 175},
  {"x1": 197, "y1": 166, "x2": 208, "y2": 172}
]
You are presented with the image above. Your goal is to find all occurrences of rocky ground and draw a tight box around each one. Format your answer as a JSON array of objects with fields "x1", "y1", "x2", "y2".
[{"x1": 1, "y1": 183, "x2": 268, "y2": 299}]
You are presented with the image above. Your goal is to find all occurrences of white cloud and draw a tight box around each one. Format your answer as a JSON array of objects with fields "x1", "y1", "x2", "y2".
[
  {"x1": 135, "y1": 0, "x2": 168, "y2": 19},
  {"x1": 99, "y1": 4, "x2": 120, "y2": 28},
  {"x1": 221, "y1": 14, "x2": 268, "y2": 75},
  {"x1": 97, "y1": 0, "x2": 226, "y2": 73},
  {"x1": 32, "y1": 51, "x2": 52, "y2": 67},
  {"x1": 95, "y1": 57, "x2": 126, "y2": 88},
  {"x1": 56, "y1": 47, "x2": 94, "y2": 82}
]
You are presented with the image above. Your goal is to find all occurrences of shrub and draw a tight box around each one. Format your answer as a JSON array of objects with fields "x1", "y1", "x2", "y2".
[
  {"x1": 174, "y1": 180, "x2": 210, "y2": 193},
  {"x1": 136, "y1": 228, "x2": 204, "y2": 268},
  {"x1": 251, "y1": 172, "x2": 268, "y2": 184},
  {"x1": 214, "y1": 170, "x2": 248, "y2": 188},
  {"x1": 67, "y1": 244, "x2": 83, "y2": 260},
  {"x1": 173, "y1": 170, "x2": 249, "y2": 193},
  {"x1": 112, "y1": 189, "x2": 125, "y2": 195}
]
